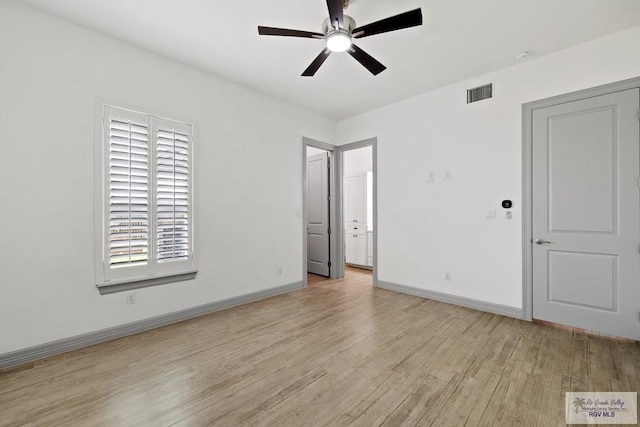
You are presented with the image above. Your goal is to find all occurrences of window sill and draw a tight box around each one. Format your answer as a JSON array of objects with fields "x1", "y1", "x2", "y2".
[{"x1": 96, "y1": 270, "x2": 198, "y2": 295}]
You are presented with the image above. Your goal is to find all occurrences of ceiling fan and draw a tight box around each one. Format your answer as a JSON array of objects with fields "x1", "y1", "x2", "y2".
[{"x1": 257, "y1": 1, "x2": 422, "y2": 76}]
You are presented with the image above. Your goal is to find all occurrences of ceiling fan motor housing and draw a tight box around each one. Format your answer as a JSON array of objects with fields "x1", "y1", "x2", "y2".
[{"x1": 322, "y1": 15, "x2": 356, "y2": 34}]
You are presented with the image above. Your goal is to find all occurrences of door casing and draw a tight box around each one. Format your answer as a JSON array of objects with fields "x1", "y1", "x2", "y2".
[{"x1": 522, "y1": 76, "x2": 640, "y2": 321}]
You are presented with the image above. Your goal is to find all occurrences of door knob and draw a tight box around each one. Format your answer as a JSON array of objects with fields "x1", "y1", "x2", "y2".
[{"x1": 534, "y1": 238, "x2": 553, "y2": 245}]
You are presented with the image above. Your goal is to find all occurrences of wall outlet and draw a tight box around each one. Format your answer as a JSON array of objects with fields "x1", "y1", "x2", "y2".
[
  {"x1": 485, "y1": 209, "x2": 497, "y2": 219},
  {"x1": 445, "y1": 272, "x2": 451, "y2": 281},
  {"x1": 126, "y1": 292, "x2": 136, "y2": 305},
  {"x1": 277, "y1": 266, "x2": 283, "y2": 275},
  {"x1": 443, "y1": 170, "x2": 452, "y2": 181}
]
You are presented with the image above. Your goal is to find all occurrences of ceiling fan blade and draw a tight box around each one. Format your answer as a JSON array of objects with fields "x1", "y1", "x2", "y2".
[
  {"x1": 348, "y1": 44, "x2": 386, "y2": 75},
  {"x1": 258, "y1": 26, "x2": 324, "y2": 39},
  {"x1": 352, "y1": 8, "x2": 422, "y2": 39},
  {"x1": 326, "y1": 0, "x2": 344, "y2": 29},
  {"x1": 302, "y1": 48, "x2": 332, "y2": 76}
]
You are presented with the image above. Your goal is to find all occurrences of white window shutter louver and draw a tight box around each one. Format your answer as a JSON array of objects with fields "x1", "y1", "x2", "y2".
[
  {"x1": 156, "y1": 126, "x2": 190, "y2": 263},
  {"x1": 108, "y1": 118, "x2": 150, "y2": 268}
]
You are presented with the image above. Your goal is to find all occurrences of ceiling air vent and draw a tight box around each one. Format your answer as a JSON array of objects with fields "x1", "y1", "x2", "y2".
[{"x1": 467, "y1": 83, "x2": 493, "y2": 104}]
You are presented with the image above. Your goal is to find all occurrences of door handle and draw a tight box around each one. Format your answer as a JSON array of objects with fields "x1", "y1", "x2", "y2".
[{"x1": 534, "y1": 238, "x2": 553, "y2": 245}]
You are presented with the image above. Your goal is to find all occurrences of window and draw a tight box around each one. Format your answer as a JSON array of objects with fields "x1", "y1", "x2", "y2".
[{"x1": 95, "y1": 102, "x2": 196, "y2": 292}]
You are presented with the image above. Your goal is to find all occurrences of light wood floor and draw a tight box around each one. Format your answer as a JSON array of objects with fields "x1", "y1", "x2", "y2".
[{"x1": 1, "y1": 267, "x2": 639, "y2": 426}]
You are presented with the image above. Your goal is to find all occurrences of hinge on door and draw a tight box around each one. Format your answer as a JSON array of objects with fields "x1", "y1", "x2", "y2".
[
  {"x1": 328, "y1": 261, "x2": 332, "y2": 267},
  {"x1": 328, "y1": 228, "x2": 331, "y2": 235}
]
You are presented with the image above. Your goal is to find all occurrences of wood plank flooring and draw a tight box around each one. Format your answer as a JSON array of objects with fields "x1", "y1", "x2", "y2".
[{"x1": 1, "y1": 267, "x2": 639, "y2": 426}]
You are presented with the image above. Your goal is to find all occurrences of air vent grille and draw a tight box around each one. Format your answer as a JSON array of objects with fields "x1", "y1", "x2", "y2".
[{"x1": 467, "y1": 83, "x2": 493, "y2": 104}]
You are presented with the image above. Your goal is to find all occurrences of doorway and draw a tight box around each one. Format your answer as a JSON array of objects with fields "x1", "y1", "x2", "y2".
[
  {"x1": 302, "y1": 137, "x2": 378, "y2": 286},
  {"x1": 338, "y1": 138, "x2": 378, "y2": 286},
  {"x1": 343, "y1": 146, "x2": 373, "y2": 270},
  {"x1": 523, "y1": 78, "x2": 640, "y2": 340},
  {"x1": 306, "y1": 146, "x2": 331, "y2": 277},
  {"x1": 303, "y1": 138, "x2": 340, "y2": 283}
]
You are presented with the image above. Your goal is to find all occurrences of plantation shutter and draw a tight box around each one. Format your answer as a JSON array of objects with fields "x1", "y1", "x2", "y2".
[
  {"x1": 108, "y1": 109, "x2": 150, "y2": 268},
  {"x1": 156, "y1": 120, "x2": 191, "y2": 263}
]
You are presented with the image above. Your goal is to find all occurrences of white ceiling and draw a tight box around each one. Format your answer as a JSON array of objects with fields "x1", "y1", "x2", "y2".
[{"x1": 18, "y1": 0, "x2": 640, "y2": 119}]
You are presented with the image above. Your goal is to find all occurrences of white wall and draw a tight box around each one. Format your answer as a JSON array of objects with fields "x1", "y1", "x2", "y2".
[
  {"x1": 343, "y1": 146, "x2": 372, "y2": 176},
  {"x1": 0, "y1": 1, "x2": 335, "y2": 354},
  {"x1": 337, "y1": 26, "x2": 640, "y2": 309}
]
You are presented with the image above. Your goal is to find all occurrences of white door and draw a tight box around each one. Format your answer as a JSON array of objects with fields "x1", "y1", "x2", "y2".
[
  {"x1": 307, "y1": 152, "x2": 330, "y2": 276},
  {"x1": 532, "y1": 88, "x2": 640, "y2": 340}
]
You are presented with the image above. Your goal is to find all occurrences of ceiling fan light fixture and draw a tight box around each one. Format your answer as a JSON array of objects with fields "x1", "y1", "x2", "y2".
[
  {"x1": 257, "y1": 6, "x2": 422, "y2": 76},
  {"x1": 326, "y1": 30, "x2": 352, "y2": 52}
]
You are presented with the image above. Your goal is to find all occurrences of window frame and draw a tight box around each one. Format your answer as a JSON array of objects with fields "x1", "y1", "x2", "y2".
[{"x1": 94, "y1": 99, "x2": 197, "y2": 292}]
